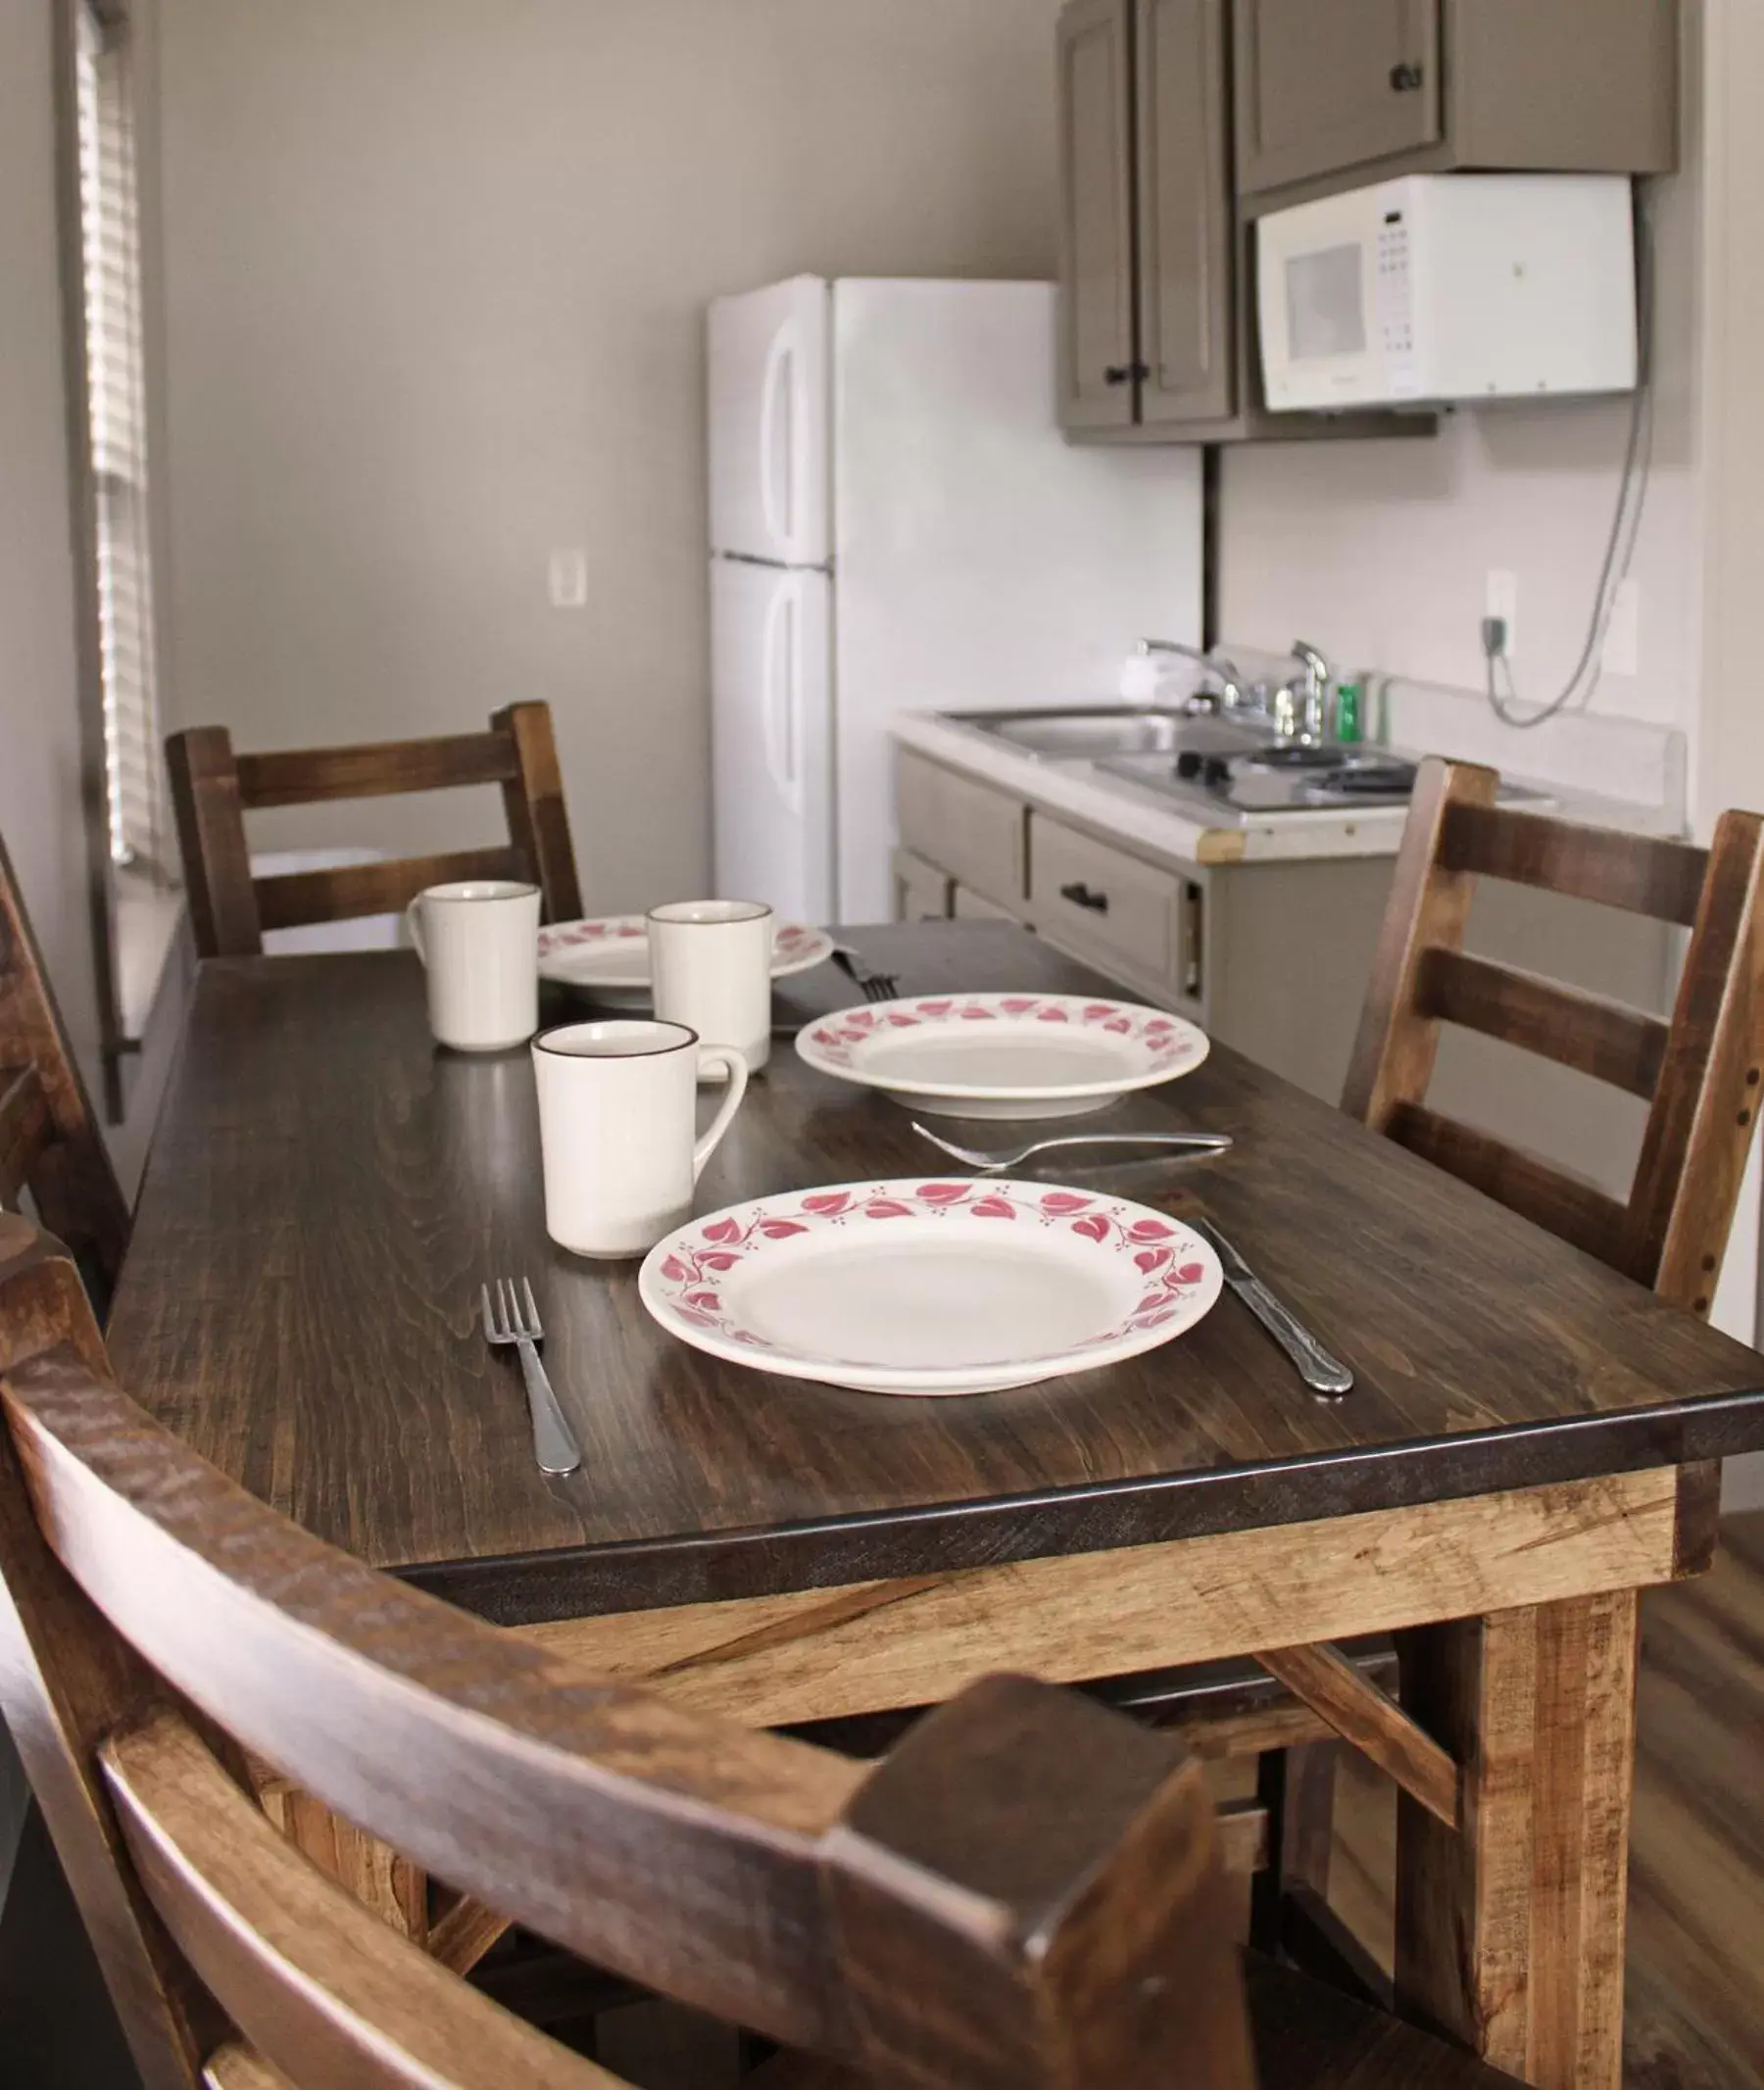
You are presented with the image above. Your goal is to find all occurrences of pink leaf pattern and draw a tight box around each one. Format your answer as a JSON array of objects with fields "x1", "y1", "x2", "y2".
[{"x1": 649, "y1": 1181, "x2": 1218, "y2": 1361}]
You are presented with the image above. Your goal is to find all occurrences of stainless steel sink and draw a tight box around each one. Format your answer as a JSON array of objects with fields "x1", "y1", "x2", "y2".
[{"x1": 946, "y1": 705, "x2": 1271, "y2": 762}]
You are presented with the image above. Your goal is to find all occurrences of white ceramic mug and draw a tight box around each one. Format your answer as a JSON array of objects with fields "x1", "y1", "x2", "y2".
[
  {"x1": 532, "y1": 1019, "x2": 748, "y2": 1258},
  {"x1": 406, "y1": 880, "x2": 540, "y2": 1051},
  {"x1": 647, "y1": 899, "x2": 773, "y2": 1073}
]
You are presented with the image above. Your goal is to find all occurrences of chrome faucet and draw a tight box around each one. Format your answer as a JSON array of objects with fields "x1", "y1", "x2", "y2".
[
  {"x1": 1286, "y1": 640, "x2": 1332, "y2": 743},
  {"x1": 1136, "y1": 638, "x2": 1247, "y2": 713}
]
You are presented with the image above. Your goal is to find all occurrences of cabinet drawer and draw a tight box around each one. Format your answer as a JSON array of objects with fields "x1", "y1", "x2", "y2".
[
  {"x1": 1030, "y1": 813, "x2": 1179, "y2": 982},
  {"x1": 895, "y1": 752, "x2": 1026, "y2": 907}
]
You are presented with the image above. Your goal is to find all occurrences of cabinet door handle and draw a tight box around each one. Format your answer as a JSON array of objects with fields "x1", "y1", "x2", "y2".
[
  {"x1": 1103, "y1": 363, "x2": 1152, "y2": 385},
  {"x1": 1059, "y1": 881, "x2": 1110, "y2": 914},
  {"x1": 1389, "y1": 61, "x2": 1425, "y2": 91}
]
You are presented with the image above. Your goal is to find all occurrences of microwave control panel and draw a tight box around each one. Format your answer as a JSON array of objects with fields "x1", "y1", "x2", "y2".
[{"x1": 1375, "y1": 212, "x2": 1420, "y2": 398}]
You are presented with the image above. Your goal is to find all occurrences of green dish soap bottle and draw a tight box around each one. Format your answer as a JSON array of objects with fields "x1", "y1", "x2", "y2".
[{"x1": 1333, "y1": 678, "x2": 1363, "y2": 746}]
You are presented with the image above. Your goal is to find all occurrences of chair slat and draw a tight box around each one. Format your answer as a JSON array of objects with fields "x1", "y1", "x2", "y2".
[
  {"x1": 1442, "y1": 801, "x2": 1708, "y2": 927},
  {"x1": 203, "y1": 2042, "x2": 297, "y2": 2090},
  {"x1": 252, "y1": 848, "x2": 528, "y2": 934},
  {"x1": 0, "y1": 1064, "x2": 52, "y2": 1206},
  {"x1": 1386, "y1": 1102, "x2": 1633, "y2": 1275},
  {"x1": 236, "y1": 733, "x2": 519, "y2": 809},
  {"x1": 1416, "y1": 949, "x2": 1669, "y2": 1100},
  {"x1": 103, "y1": 1712, "x2": 611, "y2": 2090}
]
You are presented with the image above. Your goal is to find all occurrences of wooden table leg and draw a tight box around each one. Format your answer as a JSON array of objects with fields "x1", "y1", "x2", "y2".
[{"x1": 1395, "y1": 1589, "x2": 1641, "y2": 2088}]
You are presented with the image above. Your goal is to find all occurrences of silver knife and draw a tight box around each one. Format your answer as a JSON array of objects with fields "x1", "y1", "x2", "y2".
[{"x1": 1188, "y1": 1216, "x2": 1353, "y2": 1400}]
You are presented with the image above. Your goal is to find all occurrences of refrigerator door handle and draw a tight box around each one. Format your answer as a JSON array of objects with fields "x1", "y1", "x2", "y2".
[
  {"x1": 758, "y1": 324, "x2": 796, "y2": 552},
  {"x1": 761, "y1": 577, "x2": 801, "y2": 815}
]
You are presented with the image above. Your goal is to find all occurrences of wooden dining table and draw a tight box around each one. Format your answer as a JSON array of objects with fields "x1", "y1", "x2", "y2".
[{"x1": 107, "y1": 919, "x2": 1764, "y2": 2088}]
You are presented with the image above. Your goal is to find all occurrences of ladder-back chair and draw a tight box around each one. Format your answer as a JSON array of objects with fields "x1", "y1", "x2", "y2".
[
  {"x1": 0, "y1": 1220, "x2": 1526, "y2": 2090},
  {"x1": 166, "y1": 701, "x2": 583, "y2": 958},
  {"x1": 1346, "y1": 756, "x2": 1764, "y2": 1313}
]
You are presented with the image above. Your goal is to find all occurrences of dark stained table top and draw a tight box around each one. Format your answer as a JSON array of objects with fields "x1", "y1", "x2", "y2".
[{"x1": 108, "y1": 923, "x2": 1764, "y2": 1626}]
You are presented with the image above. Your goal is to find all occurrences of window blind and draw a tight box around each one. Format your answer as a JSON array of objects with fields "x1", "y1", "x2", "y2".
[{"x1": 74, "y1": 2, "x2": 166, "y2": 874}]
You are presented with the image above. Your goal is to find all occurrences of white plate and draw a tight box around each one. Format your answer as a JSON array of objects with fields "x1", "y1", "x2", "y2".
[
  {"x1": 639, "y1": 1179, "x2": 1222, "y2": 1396},
  {"x1": 538, "y1": 917, "x2": 834, "y2": 994},
  {"x1": 793, "y1": 993, "x2": 1209, "y2": 1120}
]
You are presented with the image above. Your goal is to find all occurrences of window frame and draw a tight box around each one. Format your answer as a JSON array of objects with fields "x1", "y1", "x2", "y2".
[{"x1": 52, "y1": 0, "x2": 179, "y2": 1113}]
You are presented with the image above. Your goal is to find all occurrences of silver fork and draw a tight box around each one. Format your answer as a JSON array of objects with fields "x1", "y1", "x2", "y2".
[
  {"x1": 480, "y1": 1278, "x2": 582, "y2": 1477},
  {"x1": 911, "y1": 1121, "x2": 1233, "y2": 1172},
  {"x1": 830, "y1": 944, "x2": 900, "y2": 1003}
]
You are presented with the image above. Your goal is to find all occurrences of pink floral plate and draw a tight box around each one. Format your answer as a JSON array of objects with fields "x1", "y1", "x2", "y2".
[
  {"x1": 794, "y1": 993, "x2": 1209, "y2": 1120},
  {"x1": 637, "y1": 1178, "x2": 1223, "y2": 1395},
  {"x1": 537, "y1": 916, "x2": 833, "y2": 995}
]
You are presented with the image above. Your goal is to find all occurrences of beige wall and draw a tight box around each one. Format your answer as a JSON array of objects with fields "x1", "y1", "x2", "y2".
[{"x1": 155, "y1": 0, "x2": 1065, "y2": 909}]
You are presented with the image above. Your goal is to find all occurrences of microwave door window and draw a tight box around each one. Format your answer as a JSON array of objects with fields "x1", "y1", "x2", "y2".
[{"x1": 1287, "y1": 245, "x2": 1366, "y2": 362}]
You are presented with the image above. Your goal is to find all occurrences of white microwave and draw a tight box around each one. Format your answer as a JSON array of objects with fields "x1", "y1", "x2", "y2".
[{"x1": 1257, "y1": 174, "x2": 1638, "y2": 413}]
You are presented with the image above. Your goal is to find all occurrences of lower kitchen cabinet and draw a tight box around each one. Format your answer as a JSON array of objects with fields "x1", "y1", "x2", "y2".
[
  {"x1": 891, "y1": 744, "x2": 1677, "y2": 1191},
  {"x1": 893, "y1": 751, "x2": 1026, "y2": 912}
]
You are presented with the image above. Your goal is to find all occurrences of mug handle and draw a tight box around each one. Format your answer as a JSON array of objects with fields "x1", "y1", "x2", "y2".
[
  {"x1": 692, "y1": 1048, "x2": 749, "y2": 1180},
  {"x1": 405, "y1": 899, "x2": 426, "y2": 964}
]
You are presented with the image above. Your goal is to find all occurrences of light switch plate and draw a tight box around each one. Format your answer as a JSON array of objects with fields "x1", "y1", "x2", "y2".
[{"x1": 548, "y1": 548, "x2": 588, "y2": 609}]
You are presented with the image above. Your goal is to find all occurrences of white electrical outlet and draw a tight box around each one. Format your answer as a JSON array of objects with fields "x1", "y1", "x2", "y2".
[
  {"x1": 548, "y1": 548, "x2": 588, "y2": 609},
  {"x1": 1601, "y1": 576, "x2": 1641, "y2": 677},
  {"x1": 1486, "y1": 569, "x2": 1519, "y2": 657}
]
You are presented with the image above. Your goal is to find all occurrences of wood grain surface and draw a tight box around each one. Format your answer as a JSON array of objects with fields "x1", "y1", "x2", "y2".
[
  {"x1": 103, "y1": 924, "x2": 1764, "y2": 1624},
  {"x1": 514, "y1": 1469, "x2": 1689, "y2": 1727}
]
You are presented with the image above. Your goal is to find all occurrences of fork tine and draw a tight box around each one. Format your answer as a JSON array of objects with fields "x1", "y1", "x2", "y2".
[
  {"x1": 520, "y1": 1276, "x2": 542, "y2": 1339},
  {"x1": 499, "y1": 1277, "x2": 517, "y2": 1339},
  {"x1": 480, "y1": 1282, "x2": 498, "y2": 1337}
]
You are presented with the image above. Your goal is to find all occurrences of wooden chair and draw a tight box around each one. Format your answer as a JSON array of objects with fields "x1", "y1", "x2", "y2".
[
  {"x1": 0, "y1": 833, "x2": 129, "y2": 1308},
  {"x1": 1214, "y1": 755, "x2": 1764, "y2": 2002},
  {"x1": 0, "y1": 1219, "x2": 1523, "y2": 2090},
  {"x1": 1346, "y1": 757, "x2": 1764, "y2": 1314},
  {"x1": 166, "y1": 702, "x2": 583, "y2": 958}
]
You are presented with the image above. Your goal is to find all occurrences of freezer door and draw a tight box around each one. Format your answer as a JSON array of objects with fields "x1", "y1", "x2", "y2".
[
  {"x1": 708, "y1": 276, "x2": 830, "y2": 566},
  {"x1": 710, "y1": 559, "x2": 833, "y2": 923}
]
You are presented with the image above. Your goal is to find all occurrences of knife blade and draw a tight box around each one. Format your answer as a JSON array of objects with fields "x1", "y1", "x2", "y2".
[{"x1": 1189, "y1": 1216, "x2": 1353, "y2": 1400}]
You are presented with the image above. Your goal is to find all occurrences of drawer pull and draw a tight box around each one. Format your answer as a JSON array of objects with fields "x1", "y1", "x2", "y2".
[
  {"x1": 1059, "y1": 881, "x2": 1110, "y2": 914},
  {"x1": 1389, "y1": 61, "x2": 1425, "y2": 91}
]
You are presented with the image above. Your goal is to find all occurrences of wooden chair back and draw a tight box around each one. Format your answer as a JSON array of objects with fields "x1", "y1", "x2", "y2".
[
  {"x1": 166, "y1": 702, "x2": 583, "y2": 958},
  {"x1": 0, "y1": 835, "x2": 129, "y2": 1304},
  {"x1": 1344, "y1": 757, "x2": 1764, "y2": 1313},
  {"x1": 0, "y1": 1220, "x2": 1254, "y2": 2090}
]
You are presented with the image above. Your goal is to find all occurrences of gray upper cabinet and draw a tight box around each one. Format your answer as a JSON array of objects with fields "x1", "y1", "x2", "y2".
[
  {"x1": 1056, "y1": 0, "x2": 1137, "y2": 430},
  {"x1": 1137, "y1": 0, "x2": 1234, "y2": 427},
  {"x1": 1236, "y1": 0, "x2": 1440, "y2": 196},
  {"x1": 1234, "y1": 0, "x2": 1676, "y2": 205}
]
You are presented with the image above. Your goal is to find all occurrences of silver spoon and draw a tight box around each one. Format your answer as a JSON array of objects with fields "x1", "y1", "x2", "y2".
[{"x1": 910, "y1": 1121, "x2": 1233, "y2": 1174}]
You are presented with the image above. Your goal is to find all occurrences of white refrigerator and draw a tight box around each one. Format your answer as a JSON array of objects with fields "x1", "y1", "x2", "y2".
[{"x1": 708, "y1": 276, "x2": 1205, "y2": 925}]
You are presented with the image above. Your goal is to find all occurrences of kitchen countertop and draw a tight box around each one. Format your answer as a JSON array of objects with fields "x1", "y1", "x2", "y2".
[{"x1": 893, "y1": 708, "x2": 1686, "y2": 871}]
